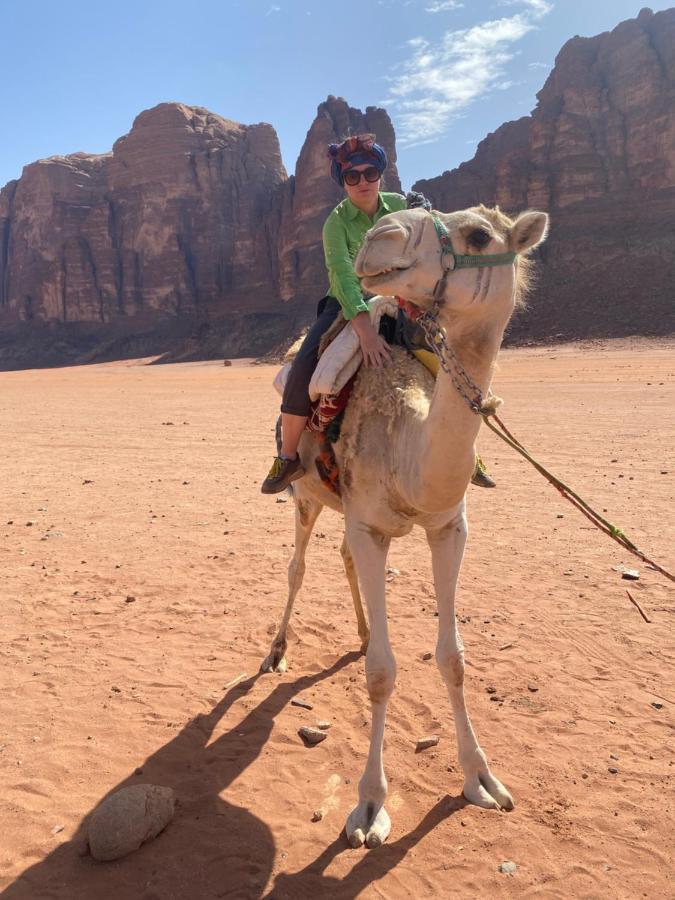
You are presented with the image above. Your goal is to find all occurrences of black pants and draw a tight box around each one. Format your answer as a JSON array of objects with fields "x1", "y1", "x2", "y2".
[{"x1": 280, "y1": 296, "x2": 342, "y2": 417}]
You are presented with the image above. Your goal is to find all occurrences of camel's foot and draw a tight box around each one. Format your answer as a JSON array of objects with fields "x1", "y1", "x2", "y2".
[
  {"x1": 345, "y1": 802, "x2": 391, "y2": 849},
  {"x1": 462, "y1": 764, "x2": 514, "y2": 811},
  {"x1": 260, "y1": 641, "x2": 288, "y2": 674}
]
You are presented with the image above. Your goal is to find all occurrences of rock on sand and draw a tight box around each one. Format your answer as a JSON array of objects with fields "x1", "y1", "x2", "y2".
[{"x1": 88, "y1": 784, "x2": 175, "y2": 861}]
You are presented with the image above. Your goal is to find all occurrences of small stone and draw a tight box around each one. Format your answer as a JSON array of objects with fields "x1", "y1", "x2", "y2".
[
  {"x1": 88, "y1": 784, "x2": 175, "y2": 861},
  {"x1": 291, "y1": 699, "x2": 313, "y2": 710},
  {"x1": 26, "y1": 520, "x2": 35, "y2": 527},
  {"x1": 125, "y1": 595, "x2": 136, "y2": 603},
  {"x1": 311, "y1": 810, "x2": 323, "y2": 822},
  {"x1": 275, "y1": 497, "x2": 287, "y2": 503},
  {"x1": 422, "y1": 652, "x2": 433, "y2": 661},
  {"x1": 489, "y1": 695, "x2": 501, "y2": 702},
  {"x1": 498, "y1": 861, "x2": 517, "y2": 874},
  {"x1": 51, "y1": 824, "x2": 64, "y2": 835},
  {"x1": 134, "y1": 767, "x2": 143, "y2": 775},
  {"x1": 527, "y1": 683, "x2": 539, "y2": 692},
  {"x1": 651, "y1": 702, "x2": 663, "y2": 710},
  {"x1": 298, "y1": 727, "x2": 327, "y2": 746},
  {"x1": 498, "y1": 643, "x2": 513, "y2": 651},
  {"x1": 486, "y1": 686, "x2": 497, "y2": 694},
  {"x1": 621, "y1": 569, "x2": 640, "y2": 581},
  {"x1": 609, "y1": 754, "x2": 619, "y2": 761},
  {"x1": 416, "y1": 735, "x2": 440, "y2": 752},
  {"x1": 581, "y1": 773, "x2": 588, "y2": 779},
  {"x1": 608, "y1": 766, "x2": 618, "y2": 774},
  {"x1": 316, "y1": 721, "x2": 331, "y2": 730},
  {"x1": 223, "y1": 359, "x2": 233, "y2": 367},
  {"x1": 111, "y1": 686, "x2": 121, "y2": 693}
]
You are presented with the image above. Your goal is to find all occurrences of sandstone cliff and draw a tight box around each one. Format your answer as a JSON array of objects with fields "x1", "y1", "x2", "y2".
[
  {"x1": 1, "y1": 7, "x2": 674, "y2": 367},
  {"x1": 413, "y1": 7, "x2": 675, "y2": 342},
  {"x1": 0, "y1": 97, "x2": 400, "y2": 367}
]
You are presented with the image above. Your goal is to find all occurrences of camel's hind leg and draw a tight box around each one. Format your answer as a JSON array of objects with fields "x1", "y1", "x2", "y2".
[
  {"x1": 261, "y1": 495, "x2": 323, "y2": 674},
  {"x1": 340, "y1": 536, "x2": 370, "y2": 654},
  {"x1": 426, "y1": 505, "x2": 515, "y2": 812}
]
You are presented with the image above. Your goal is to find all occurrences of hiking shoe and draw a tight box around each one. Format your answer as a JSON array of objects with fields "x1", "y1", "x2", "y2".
[
  {"x1": 261, "y1": 456, "x2": 305, "y2": 494},
  {"x1": 471, "y1": 454, "x2": 496, "y2": 488},
  {"x1": 471, "y1": 468, "x2": 497, "y2": 488}
]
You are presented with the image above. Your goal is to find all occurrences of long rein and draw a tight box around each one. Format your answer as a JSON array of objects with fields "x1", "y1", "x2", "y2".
[{"x1": 416, "y1": 214, "x2": 674, "y2": 586}]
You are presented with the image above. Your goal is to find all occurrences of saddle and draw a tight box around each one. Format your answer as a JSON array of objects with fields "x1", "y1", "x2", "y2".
[{"x1": 272, "y1": 297, "x2": 438, "y2": 495}]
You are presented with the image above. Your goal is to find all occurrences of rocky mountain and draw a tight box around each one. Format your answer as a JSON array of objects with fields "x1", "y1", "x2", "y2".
[
  {"x1": 1, "y1": 7, "x2": 674, "y2": 368},
  {"x1": 0, "y1": 97, "x2": 399, "y2": 368},
  {"x1": 413, "y1": 6, "x2": 675, "y2": 342}
]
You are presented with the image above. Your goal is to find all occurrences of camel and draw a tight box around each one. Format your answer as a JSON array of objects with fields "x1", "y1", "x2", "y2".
[{"x1": 262, "y1": 203, "x2": 549, "y2": 849}]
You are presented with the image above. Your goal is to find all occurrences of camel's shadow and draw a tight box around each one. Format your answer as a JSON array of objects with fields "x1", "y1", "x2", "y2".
[{"x1": 3, "y1": 651, "x2": 459, "y2": 900}]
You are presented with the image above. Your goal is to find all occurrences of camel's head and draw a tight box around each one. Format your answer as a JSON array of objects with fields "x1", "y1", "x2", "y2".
[{"x1": 355, "y1": 205, "x2": 549, "y2": 323}]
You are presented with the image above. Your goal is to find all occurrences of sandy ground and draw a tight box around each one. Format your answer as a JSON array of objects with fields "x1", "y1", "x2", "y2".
[{"x1": 0, "y1": 339, "x2": 673, "y2": 900}]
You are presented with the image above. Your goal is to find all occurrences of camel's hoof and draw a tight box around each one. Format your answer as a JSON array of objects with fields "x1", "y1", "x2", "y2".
[
  {"x1": 260, "y1": 651, "x2": 287, "y2": 674},
  {"x1": 462, "y1": 769, "x2": 514, "y2": 811},
  {"x1": 345, "y1": 804, "x2": 390, "y2": 849}
]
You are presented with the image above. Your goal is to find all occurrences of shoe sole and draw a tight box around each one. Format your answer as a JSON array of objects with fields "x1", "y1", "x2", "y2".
[{"x1": 261, "y1": 465, "x2": 306, "y2": 495}]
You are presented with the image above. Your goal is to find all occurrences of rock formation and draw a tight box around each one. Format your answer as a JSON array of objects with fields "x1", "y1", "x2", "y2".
[
  {"x1": 0, "y1": 97, "x2": 399, "y2": 367},
  {"x1": 413, "y1": 7, "x2": 675, "y2": 341},
  {"x1": 1, "y1": 7, "x2": 674, "y2": 366}
]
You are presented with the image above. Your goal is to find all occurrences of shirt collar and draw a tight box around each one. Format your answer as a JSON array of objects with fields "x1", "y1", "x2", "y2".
[{"x1": 344, "y1": 194, "x2": 386, "y2": 221}]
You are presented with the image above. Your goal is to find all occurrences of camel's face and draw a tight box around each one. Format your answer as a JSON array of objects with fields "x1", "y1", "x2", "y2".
[{"x1": 355, "y1": 206, "x2": 548, "y2": 315}]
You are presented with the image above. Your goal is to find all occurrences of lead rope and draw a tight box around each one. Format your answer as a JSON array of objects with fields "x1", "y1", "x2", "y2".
[{"x1": 419, "y1": 310, "x2": 675, "y2": 585}]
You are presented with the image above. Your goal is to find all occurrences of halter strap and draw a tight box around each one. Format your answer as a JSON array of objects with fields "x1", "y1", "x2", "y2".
[{"x1": 431, "y1": 214, "x2": 516, "y2": 269}]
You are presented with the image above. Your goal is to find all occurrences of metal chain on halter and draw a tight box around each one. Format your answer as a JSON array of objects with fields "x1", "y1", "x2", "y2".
[{"x1": 416, "y1": 300, "x2": 488, "y2": 414}]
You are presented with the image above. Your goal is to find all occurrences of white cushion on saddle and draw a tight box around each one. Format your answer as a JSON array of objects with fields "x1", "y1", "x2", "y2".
[
  {"x1": 273, "y1": 362, "x2": 290, "y2": 397},
  {"x1": 309, "y1": 296, "x2": 398, "y2": 400},
  {"x1": 272, "y1": 296, "x2": 399, "y2": 400}
]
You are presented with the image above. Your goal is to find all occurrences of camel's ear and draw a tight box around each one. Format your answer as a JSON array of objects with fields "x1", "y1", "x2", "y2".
[{"x1": 510, "y1": 211, "x2": 549, "y2": 253}]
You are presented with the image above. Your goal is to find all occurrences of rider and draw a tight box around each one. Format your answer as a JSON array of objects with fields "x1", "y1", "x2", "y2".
[
  {"x1": 261, "y1": 133, "x2": 403, "y2": 494},
  {"x1": 260, "y1": 134, "x2": 497, "y2": 494}
]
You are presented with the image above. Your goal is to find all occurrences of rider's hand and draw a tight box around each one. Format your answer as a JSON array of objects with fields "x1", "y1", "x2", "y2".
[{"x1": 352, "y1": 313, "x2": 392, "y2": 368}]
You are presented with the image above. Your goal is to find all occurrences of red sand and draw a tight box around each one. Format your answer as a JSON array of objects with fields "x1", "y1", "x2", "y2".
[{"x1": 1, "y1": 339, "x2": 673, "y2": 899}]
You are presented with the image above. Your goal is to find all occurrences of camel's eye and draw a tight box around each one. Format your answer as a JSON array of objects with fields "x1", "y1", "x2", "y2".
[{"x1": 468, "y1": 228, "x2": 491, "y2": 248}]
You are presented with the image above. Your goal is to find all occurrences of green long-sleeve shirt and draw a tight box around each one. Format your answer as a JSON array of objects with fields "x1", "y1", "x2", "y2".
[{"x1": 322, "y1": 192, "x2": 407, "y2": 320}]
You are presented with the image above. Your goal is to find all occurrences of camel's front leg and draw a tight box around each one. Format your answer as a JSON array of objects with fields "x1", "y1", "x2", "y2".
[
  {"x1": 261, "y1": 496, "x2": 322, "y2": 673},
  {"x1": 426, "y1": 507, "x2": 515, "y2": 811},
  {"x1": 340, "y1": 535, "x2": 370, "y2": 654},
  {"x1": 344, "y1": 520, "x2": 394, "y2": 848}
]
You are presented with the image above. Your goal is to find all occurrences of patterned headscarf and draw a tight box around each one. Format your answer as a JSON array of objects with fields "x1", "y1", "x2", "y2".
[{"x1": 327, "y1": 134, "x2": 388, "y2": 186}]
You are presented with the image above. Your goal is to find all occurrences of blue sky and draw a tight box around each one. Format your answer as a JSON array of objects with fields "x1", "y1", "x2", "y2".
[{"x1": 0, "y1": 1, "x2": 671, "y2": 190}]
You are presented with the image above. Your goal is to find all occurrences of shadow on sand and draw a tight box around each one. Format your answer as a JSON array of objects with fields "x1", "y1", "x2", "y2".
[{"x1": 3, "y1": 652, "x2": 458, "y2": 899}]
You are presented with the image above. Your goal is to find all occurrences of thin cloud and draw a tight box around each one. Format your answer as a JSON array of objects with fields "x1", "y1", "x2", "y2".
[
  {"x1": 265, "y1": 4, "x2": 281, "y2": 14},
  {"x1": 497, "y1": 0, "x2": 552, "y2": 16},
  {"x1": 425, "y1": 1, "x2": 464, "y2": 12},
  {"x1": 385, "y1": 5, "x2": 552, "y2": 146}
]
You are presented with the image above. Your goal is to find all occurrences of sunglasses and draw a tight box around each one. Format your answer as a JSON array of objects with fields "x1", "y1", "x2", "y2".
[{"x1": 343, "y1": 166, "x2": 381, "y2": 186}]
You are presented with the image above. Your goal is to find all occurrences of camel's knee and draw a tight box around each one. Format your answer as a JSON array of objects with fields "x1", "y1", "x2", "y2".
[
  {"x1": 436, "y1": 641, "x2": 465, "y2": 688},
  {"x1": 366, "y1": 659, "x2": 396, "y2": 704}
]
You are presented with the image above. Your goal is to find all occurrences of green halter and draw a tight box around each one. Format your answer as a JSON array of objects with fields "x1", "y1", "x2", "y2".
[{"x1": 431, "y1": 214, "x2": 516, "y2": 269}]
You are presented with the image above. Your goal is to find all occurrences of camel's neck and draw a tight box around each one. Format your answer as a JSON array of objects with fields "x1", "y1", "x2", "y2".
[{"x1": 403, "y1": 320, "x2": 503, "y2": 512}]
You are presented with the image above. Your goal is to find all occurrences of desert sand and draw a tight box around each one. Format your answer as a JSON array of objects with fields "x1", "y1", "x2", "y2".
[{"x1": 1, "y1": 339, "x2": 673, "y2": 899}]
